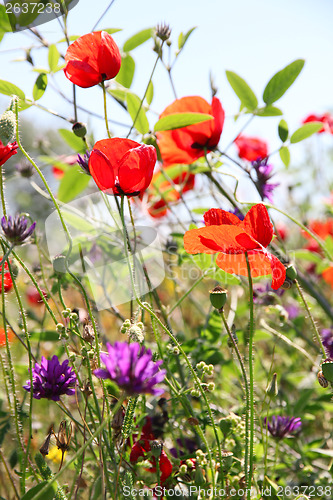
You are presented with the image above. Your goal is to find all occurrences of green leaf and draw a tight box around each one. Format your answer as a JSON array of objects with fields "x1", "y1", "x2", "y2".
[
  {"x1": 279, "y1": 146, "x2": 290, "y2": 167},
  {"x1": 108, "y1": 88, "x2": 127, "y2": 102},
  {"x1": 146, "y1": 81, "x2": 154, "y2": 105},
  {"x1": 115, "y1": 54, "x2": 135, "y2": 88},
  {"x1": 48, "y1": 44, "x2": 60, "y2": 73},
  {"x1": 58, "y1": 166, "x2": 91, "y2": 203},
  {"x1": 20, "y1": 481, "x2": 56, "y2": 500},
  {"x1": 278, "y1": 119, "x2": 288, "y2": 142},
  {"x1": 126, "y1": 93, "x2": 149, "y2": 134},
  {"x1": 292, "y1": 249, "x2": 322, "y2": 264},
  {"x1": 263, "y1": 59, "x2": 305, "y2": 105},
  {"x1": 290, "y1": 122, "x2": 323, "y2": 143},
  {"x1": 0, "y1": 5, "x2": 12, "y2": 32},
  {"x1": 0, "y1": 79, "x2": 25, "y2": 100},
  {"x1": 101, "y1": 28, "x2": 122, "y2": 35},
  {"x1": 123, "y1": 28, "x2": 153, "y2": 52},
  {"x1": 255, "y1": 106, "x2": 283, "y2": 117},
  {"x1": 178, "y1": 27, "x2": 196, "y2": 50},
  {"x1": 154, "y1": 113, "x2": 213, "y2": 132},
  {"x1": 58, "y1": 129, "x2": 86, "y2": 153},
  {"x1": 225, "y1": 71, "x2": 258, "y2": 111},
  {"x1": 33, "y1": 73, "x2": 47, "y2": 101}
]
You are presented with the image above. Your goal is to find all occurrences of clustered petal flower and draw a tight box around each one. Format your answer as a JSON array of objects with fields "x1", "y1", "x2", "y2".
[
  {"x1": 23, "y1": 355, "x2": 77, "y2": 401},
  {"x1": 264, "y1": 416, "x2": 302, "y2": 439},
  {"x1": 252, "y1": 158, "x2": 279, "y2": 203},
  {"x1": 94, "y1": 342, "x2": 166, "y2": 396},
  {"x1": 184, "y1": 203, "x2": 286, "y2": 290},
  {"x1": 89, "y1": 138, "x2": 157, "y2": 196},
  {"x1": 1, "y1": 215, "x2": 36, "y2": 245},
  {"x1": 320, "y1": 328, "x2": 333, "y2": 359},
  {"x1": 156, "y1": 95, "x2": 225, "y2": 166},
  {"x1": 0, "y1": 140, "x2": 18, "y2": 166},
  {"x1": 64, "y1": 31, "x2": 121, "y2": 88}
]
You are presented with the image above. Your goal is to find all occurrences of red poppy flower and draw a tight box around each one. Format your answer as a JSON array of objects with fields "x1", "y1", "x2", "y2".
[
  {"x1": 147, "y1": 169, "x2": 195, "y2": 218},
  {"x1": 234, "y1": 135, "x2": 268, "y2": 162},
  {"x1": 0, "y1": 140, "x2": 18, "y2": 166},
  {"x1": 0, "y1": 261, "x2": 13, "y2": 293},
  {"x1": 322, "y1": 266, "x2": 333, "y2": 288},
  {"x1": 184, "y1": 203, "x2": 286, "y2": 290},
  {"x1": 26, "y1": 287, "x2": 48, "y2": 306},
  {"x1": 302, "y1": 113, "x2": 333, "y2": 134},
  {"x1": 156, "y1": 96, "x2": 225, "y2": 166},
  {"x1": 0, "y1": 328, "x2": 15, "y2": 347},
  {"x1": 303, "y1": 219, "x2": 333, "y2": 254},
  {"x1": 64, "y1": 31, "x2": 121, "y2": 88},
  {"x1": 130, "y1": 417, "x2": 172, "y2": 485},
  {"x1": 89, "y1": 138, "x2": 157, "y2": 196}
]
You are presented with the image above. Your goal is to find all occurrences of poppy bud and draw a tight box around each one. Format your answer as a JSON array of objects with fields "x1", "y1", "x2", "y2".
[
  {"x1": 0, "y1": 110, "x2": 16, "y2": 144},
  {"x1": 209, "y1": 285, "x2": 227, "y2": 310},
  {"x1": 150, "y1": 440, "x2": 163, "y2": 458},
  {"x1": 72, "y1": 122, "x2": 87, "y2": 138},
  {"x1": 286, "y1": 265, "x2": 297, "y2": 281},
  {"x1": 317, "y1": 371, "x2": 329, "y2": 388},
  {"x1": 266, "y1": 372, "x2": 278, "y2": 399}
]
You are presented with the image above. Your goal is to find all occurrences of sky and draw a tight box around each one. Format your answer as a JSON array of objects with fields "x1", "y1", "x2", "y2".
[{"x1": 0, "y1": 0, "x2": 333, "y2": 209}]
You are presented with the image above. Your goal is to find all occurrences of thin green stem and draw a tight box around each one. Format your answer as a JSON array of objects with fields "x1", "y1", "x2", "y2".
[
  {"x1": 168, "y1": 273, "x2": 206, "y2": 315},
  {"x1": 0, "y1": 166, "x2": 7, "y2": 217},
  {"x1": 102, "y1": 81, "x2": 112, "y2": 139},
  {"x1": 295, "y1": 279, "x2": 327, "y2": 358},
  {"x1": 126, "y1": 45, "x2": 164, "y2": 138},
  {"x1": 220, "y1": 309, "x2": 249, "y2": 486},
  {"x1": 245, "y1": 251, "x2": 255, "y2": 498}
]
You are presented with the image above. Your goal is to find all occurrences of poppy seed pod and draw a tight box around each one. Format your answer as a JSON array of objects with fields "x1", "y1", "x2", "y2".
[
  {"x1": 209, "y1": 285, "x2": 227, "y2": 310},
  {"x1": 286, "y1": 264, "x2": 297, "y2": 281},
  {"x1": 72, "y1": 122, "x2": 87, "y2": 138},
  {"x1": 0, "y1": 110, "x2": 16, "y2": 144}
]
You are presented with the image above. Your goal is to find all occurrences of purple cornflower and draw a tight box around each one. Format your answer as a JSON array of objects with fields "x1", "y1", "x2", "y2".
[
  {"x1": 320, "y1": 328, "x2": 333, "y2": 358},
  {"x1": 253, "y1": 283, "x2": 284, "y2": 305},
  {"x1": 94, "y1": 342, "x2": 166, "y2": 396},
  {"x1": 23, "y1": 355, "x2": 77, "y2": 401},
  {"x1": 252, "y1": 158, "x2": 279, "y2": 203},
  {"x1": 77, "y1": 151, "x2": 91, "y2": 175},
  {"x1": 1, "y1": 214, "x2": 36, "y2": 245},
  {"x1": 264, "y1": 416, "x2": 302, "y2": 439}
]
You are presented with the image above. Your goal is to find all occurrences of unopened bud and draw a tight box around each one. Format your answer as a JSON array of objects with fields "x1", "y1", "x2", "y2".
[
  {"x1": 0, "y1": 110, "x2": 16, "y2": 144},
  {"x1": 266, "y1": 372, "x2": 278, "y2": 399},
  {"x1": 72, "y1": 122, "x2": 87, "y2": 138},
  {"x1": 286, "y1": 265, "x2": 297, "y2": 281}
]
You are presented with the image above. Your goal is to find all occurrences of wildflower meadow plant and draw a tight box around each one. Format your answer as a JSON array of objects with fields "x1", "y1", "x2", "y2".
[{"x1": 0, "y1": 3, "x2": 332, "y2": 500}]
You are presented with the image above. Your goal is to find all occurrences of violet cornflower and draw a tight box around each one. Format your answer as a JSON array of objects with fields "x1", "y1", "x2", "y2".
[
  {"x1": 77, "y1": 151, "x2": 91, "y2": 175},
  {"x1": 23, "y1": 355, "x2": 77, "y2": 401},
  {"x1": 264, "y1": 416, "x2": 302, "y2": 439},
  {"x1": 94, "y1": 342, "x2": 166, "y2": 396},
  {"x1": 320, "y1": 328, "x2": 333, "y2": 359},
  {"x1": 252, "y1": 158, "x2": 279, "y2": 203},
  {"x1": 1, "y1": 214, "x2": 36, "y2": 245}
]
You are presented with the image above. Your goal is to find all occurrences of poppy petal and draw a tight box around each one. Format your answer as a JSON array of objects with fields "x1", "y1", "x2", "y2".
[
  {"x1": 97, "y1": 31, "x2": 122, "y2": 79},
  {"x1": 208, "y1": 96, "x2": 225, "y2": 147},
  {"x1": 184, "y1": 225, "x2": 259, "y2": 254},
  {"x1": 118, "y1": 144, "x2": 157, "y2": 195},
  {"x1": 89, "y1": 149, "x2": 115, "y2": 193},
  {"x1": 241, "y1": 203, "x2": 273, "y2": 248},
  {"x1": 216, "y1": 250, "x2": 285, "y2": 289},
  {"x1": 204, "y1": 208, "x2": 242, "y2": 226},
  {"x1": 64, "y1": 60, "x2": 101, "y2": 88}
]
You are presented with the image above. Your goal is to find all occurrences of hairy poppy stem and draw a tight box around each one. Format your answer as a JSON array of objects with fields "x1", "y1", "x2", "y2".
[
  {"x1": 219, "y1": 309, "x2": 250, "y2": 487},
  {"x1": 294, "y1": 279, "x2": 327, "y2": 358},
  {"x1": 245, "y1": 251, "x2": 255, "y2": 498},
  {"x1": 101, "y1": 81, "x2": 112, "y2": 139}
]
